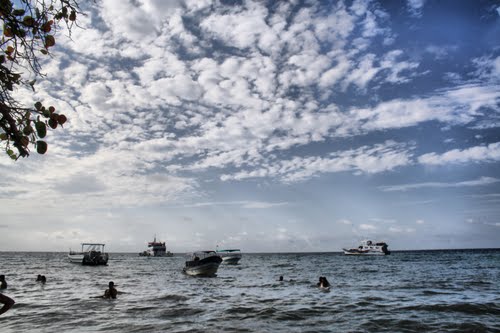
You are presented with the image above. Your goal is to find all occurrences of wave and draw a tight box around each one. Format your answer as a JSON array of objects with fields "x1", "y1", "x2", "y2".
[{"x1": 402, "y1": 302, "x2": 500, "y2": 315}]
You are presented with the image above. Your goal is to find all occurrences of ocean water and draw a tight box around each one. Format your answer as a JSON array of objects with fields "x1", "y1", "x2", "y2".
[{"x1": 0, "y1": 250, "x2": 499, "y2": 332}]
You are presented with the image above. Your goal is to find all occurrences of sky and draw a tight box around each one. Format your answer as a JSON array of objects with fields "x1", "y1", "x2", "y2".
[{"x1": 1, "y1": 0, "x2": 499, "y2": 252}]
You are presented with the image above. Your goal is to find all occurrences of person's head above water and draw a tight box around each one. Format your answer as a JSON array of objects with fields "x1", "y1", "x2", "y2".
[
  {"x1": 108, "y1": 281, "x2": 115, "y2": 288},
  {"x1": 279, "y1": 276, "x2": 283, "y2": 281}
]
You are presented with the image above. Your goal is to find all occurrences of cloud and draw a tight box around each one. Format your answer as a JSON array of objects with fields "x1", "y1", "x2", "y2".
[
  {"x1": 407, "y1": 0, "x2": 426, "y2": 17},
  {"x1": 221, "y1": 141, "x2": 414, "y2": 183},
  {"x1": 359, "y1": 224, "x2": 377, "y2": 231},
  {"x1": 388, "y1": 226, "x2": 416, "y2": 233},
  {"x1": 2, "y1": 1, "x2": 500, "y2": 252},
  {"x1": 337, "y1": 219, "x2": 353, "y2": 225},
  {"x1": 379, "y1": 176, "x2": 500, "y2": 192},
  {"x1": 418, "y1": 142, "x2": 500, "y2": 165},
  {"x1": 181, "y1": 201, "x2": 288, "y2": 209}
]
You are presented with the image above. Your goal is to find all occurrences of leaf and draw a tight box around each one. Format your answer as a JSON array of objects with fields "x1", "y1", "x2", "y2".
[
  {"x1": 41, "y1": 22, "x2": 51, "y2": 33},
  {"x1": 44, "y1": 35, "x2": 55, "y2": 48},
  {"x1": 36, "y1": 141, "x2": 47, "y2": 154},
  {"x1": 69, "y1": 11, "x2": 76, "y2": 21},
  {"x1": 23, "y1": 16, "x2": 35, "y2": 27},
  {"x1": 35, "y1": 121, "x2": 46, "y2": 138},
  {"x1": 20, "y1": 136, "x2": 29, "y2": 147},
  {"x1": 23, "y1": 125, "x2": 33, "y2": 135},
  {"x1": 57, "y1": 114, "x2": 67, "y2": 125},
  {"x1": 40, "y1": 49, "x2": 48, "y2": 55},
  {"x1": 0, "y1": 133, "x2": 7, "y2": 140},
  {"x1": 48, "y1": 118, "x2": 57, "y2": 129},
  {"x1": 3, "y1": 27, "x2": 13, "y2": 38},
  {"x1": 34, "y1": 101, "x2": 42, "y2": 110},
  {"x1": 12, "y1": 9, "x2": 26, "y2": 16}
]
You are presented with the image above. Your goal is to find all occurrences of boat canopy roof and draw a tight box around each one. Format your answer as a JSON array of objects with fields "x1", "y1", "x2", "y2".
[
  {"x1": 187, "y1": 250, "x2": 218, "y2": 258},
  {"x1": 80, "y1": 243, "x2": 106, "y2": 251},
  {"x1": 217, "y1": 249, "x2": 241, "y2": 252}
]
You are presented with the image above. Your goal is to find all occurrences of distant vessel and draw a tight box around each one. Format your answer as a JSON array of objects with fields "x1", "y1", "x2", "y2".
[
  {"x1": 343, "y1": 240, "x2": 391, "y2": 255},
  {"x1": 183, "y1": 251, "x2": 222, "y2": 277},
  {"x1": 68, "y1": 243, "x2": 109, "y2": 265},
  {"x1": 139, "y1": 236, "x2": 173, "y2": 257},
  {"x1": 216, "y1": 248, "x2": 242, "y2": 264}
]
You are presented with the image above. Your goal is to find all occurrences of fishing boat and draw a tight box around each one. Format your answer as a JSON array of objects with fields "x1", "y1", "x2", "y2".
[
  {"x1": 183, "y1": 251, "x2": 222, "y2": 277},
  {"x1": 343, "y1": 240, "x2": 391, "y2": 255},
  {"x1": 68, "y1": 243, "x2": 109, "y2": 265},
  {"x1": 216, "y1": 248, "x2": 242, "y2": 264},
  {"x1": 140, "y1": 236, "x2": 173, "y2": 257}
]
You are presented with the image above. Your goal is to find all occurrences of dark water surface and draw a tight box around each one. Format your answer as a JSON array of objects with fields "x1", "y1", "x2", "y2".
[{"x1": 0, "y1": 250, "x2": 499, "y2": 332}]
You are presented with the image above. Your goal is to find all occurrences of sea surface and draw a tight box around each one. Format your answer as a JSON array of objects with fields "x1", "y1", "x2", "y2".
[{"x1": 0, "y1": 250, "x2": 499, "y2": 332}]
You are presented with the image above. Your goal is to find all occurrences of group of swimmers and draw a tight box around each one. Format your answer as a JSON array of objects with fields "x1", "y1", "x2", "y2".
[
  {"x1": 0, "y1": 274, "x2": 122, "y2": 316},
  {"x1": 1, "y1": 273, "x2": 331, "y2": 316}
]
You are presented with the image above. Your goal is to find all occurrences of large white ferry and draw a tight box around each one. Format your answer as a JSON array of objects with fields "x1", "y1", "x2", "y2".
[
  {"x1": 139, "y1": 236, "x2": 173, "y2": 257},
  {"x1": 343, "y1": 240, "x2": 391, "y2": 255}
]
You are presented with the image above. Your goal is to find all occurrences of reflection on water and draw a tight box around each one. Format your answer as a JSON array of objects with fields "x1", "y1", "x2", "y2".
[{"x1": 0, "y1": 250, "x2": 499, "y2": 332}]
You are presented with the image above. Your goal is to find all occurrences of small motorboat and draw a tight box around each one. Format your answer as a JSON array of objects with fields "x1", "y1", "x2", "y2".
[
  {"x1": 343, "y1": 240, "x2": 391, "y2": 255},
  {"x1": 216, "y1": 248, "x2": 242, "y2": 264},
  {"x1": 183, "y1": 251, "x2": 222, "y2": 277},
  {"x1": 68, "y1": 243, "x2": 109, "y2": 265}
]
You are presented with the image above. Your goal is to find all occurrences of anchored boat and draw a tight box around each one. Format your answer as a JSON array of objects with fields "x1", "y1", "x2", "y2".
[
  {"x1": 216, "y1": 248, "x2": 242, "y2": 264},
  {"x1": 68, "y1": 243, "x2": 109, "y2": 265},
  {"x1": 343, "y1": 240, "x2": 391, "y2": 255},
  {"x1": 139, "y1": 236, "x2": 173, "y2": 257},
  {"x1": 183, "y1": 251, "x2": 222, "y2": 277}
]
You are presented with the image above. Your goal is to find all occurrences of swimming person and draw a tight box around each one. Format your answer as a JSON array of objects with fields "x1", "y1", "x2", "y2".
[
  {"x1": 0, "y1": 275, "x2": 7, "y2": 289},
  {"x1": 317, "y1": 276, "x2": 331, "y2": 288},
  {"x1": 104, "y1": 281, "x2": 118, "y2": 299},
  {"x1": 279, "y1": 276, "x2": 284, "y2": 281},
  {"x1": 36, "y1": 275, "x2": 42, "y2": 282},
  {"x1": 317, "y1": 276, "x2": 323, "y2": 287},
  {"x1": 0, "y1": 293, "x2": 14, "y2": 315}
]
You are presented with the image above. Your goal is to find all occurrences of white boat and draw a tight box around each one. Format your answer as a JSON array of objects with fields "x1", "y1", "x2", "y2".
[
  {"x1": 216, "y1": 248, "x2": 242, "y2": 264},
  {"x1": 68, "y1": 243, "x2": 109, "y2": 265},
  {"x1": 140, "y1": 236, "x2": 173, "y2": 257},
  {"x1": 183, "y1": 251, "x2": 222, "y2": 277},
  {"x1": 343, "y1": 240, "x2": 391, "y2": 255}
]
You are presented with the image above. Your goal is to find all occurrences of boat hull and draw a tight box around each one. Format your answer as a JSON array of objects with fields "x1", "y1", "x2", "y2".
[
  {"x1": 343, "y1": 249, "x2": 387, "y2": 255},
  {"x1": 68, "y1": 253, "x2": 109, "y2": 265},
  {"x1": 221, "y1": 256, "x2": 241, "y2": 264},
  {"x1": 68, "y1": 254, "x2": 84, "y2": 263},
  {"x1": 183, "y1": 262, "x2": 221, "y2": 276}
]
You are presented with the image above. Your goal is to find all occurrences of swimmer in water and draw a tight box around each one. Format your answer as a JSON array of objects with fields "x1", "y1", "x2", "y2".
[
  {"x1": 0, "y1": 275, "x2": 7, "y2": 289},
  {"x1": 104, "y1": 281, "x2": 118, "y2": 299},
  {"x1": 0, "y1": 293, "x2": 14, "y2": 315}
]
